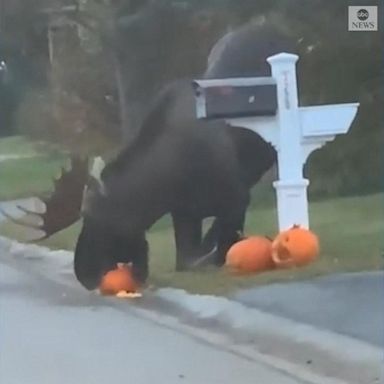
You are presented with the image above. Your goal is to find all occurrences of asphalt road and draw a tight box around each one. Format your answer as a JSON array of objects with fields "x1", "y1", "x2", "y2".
[
  {"x1": 233, "y1": 271, "x2": 384, "y2": 346},
  {"x1": 0, "y1": 262, "x2": 307, "y2": 384}
]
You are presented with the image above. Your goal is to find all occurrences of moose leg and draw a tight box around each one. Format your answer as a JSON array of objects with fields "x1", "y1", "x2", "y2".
[
  {"x1": 214, "y1": 193, "x2": 249, "y2": 266},
  {"x1": 172, "y1": 213, "x2": 202, "y2": 271},
  {"x1": 189, "y1": 218, "x2": 221, "y2": 268},
  {"x1": 200, "y1": 218, "x2": 219, "y2": 255},
  {"x1": 216, "y1": 219, "x2": 245, "y2": 266},
  {"x1": 191, "y1": 217, "x2": 245, "y2": 268}
]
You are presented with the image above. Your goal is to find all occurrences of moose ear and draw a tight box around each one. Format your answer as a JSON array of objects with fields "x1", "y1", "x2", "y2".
[
  {"x1": 86, "y1": 157, "x2": 107, "y2": 196},
  {"x1": 89, "y1": 157, "x2": 106, "y2": 182}
]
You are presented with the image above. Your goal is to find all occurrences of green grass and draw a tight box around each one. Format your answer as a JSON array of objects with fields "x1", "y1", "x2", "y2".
[
  {"x1": 1, "y1": 193, "x2": 383, "y2": 295},
  {"x1": 0, "y1": 135, "x2": 68, "y2": 200},
  {"x1": 148, "y1": 193, "x2": 384, "y2": 293},
  {"x1": 0, "y1": 136, "x2": 41, "y2": 157},
  {"x1": 0, "y1": 155, "x2": 67, "y2": 200}
]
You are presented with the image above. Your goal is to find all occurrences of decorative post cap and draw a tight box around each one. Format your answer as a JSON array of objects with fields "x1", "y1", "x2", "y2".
[{"x1": 267, "y1": 52, "x2": 299, "y2": 65}]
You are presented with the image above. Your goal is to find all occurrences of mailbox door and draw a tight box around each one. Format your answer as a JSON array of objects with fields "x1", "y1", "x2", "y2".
[{"x1": 204, "y1": 84, "x2": 277, "y2": 119}]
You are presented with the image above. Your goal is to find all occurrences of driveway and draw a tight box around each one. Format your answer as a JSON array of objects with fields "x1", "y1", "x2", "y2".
[{"x1": 233, "y1": 271, "x2": 384, "y2": 346}]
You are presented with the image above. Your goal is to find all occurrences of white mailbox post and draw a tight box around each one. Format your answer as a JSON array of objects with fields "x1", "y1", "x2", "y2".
[{"x1": 194, "y1": 52, "x2": 359, "y2": 231}]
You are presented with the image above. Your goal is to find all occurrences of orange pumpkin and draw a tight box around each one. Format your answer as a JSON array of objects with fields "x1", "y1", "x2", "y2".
[
  {"x1": 272, "y1": 225, "x2": 319, "y2": 268},
  {"x1": 99, "y1": 264, "x2": 138, "y2": 295},
  {"x1": 225, "y1": 236, "x2": 274, "y2": 274}
]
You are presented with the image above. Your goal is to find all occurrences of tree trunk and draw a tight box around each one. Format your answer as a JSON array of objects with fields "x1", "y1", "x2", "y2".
[{"x1": 112, "y1": 53, "x2": 145, "y2": 145}]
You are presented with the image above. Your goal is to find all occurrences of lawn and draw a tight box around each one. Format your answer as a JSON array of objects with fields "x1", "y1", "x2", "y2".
[
  {"x1": 1, "y1": 192, "x2": 383, "y2": 295},
  {"x1": 0, "y1": 136, "x2": 40, "y2": 157},
  {"x1": 0, "y1": 155, "x2": 68, "y2": 200},
  {"x1": 0, "y1": 136, "x2": 67, "y2": 200}
]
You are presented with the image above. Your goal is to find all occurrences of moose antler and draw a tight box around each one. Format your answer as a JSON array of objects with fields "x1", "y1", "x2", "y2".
[{"x1": 0, "y1": 156, "x2": 89, "y2": 242}]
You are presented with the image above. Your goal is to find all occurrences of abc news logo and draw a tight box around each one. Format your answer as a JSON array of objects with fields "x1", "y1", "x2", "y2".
[
  {"x1": 357, "y1": 9, "x2": 370, "y2": 20},
  {"x1": 349, "y1": 6, "x2": 378, "y2": 31}
]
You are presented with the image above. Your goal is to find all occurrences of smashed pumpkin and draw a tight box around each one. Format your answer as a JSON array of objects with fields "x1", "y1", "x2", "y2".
[
  {"x1": 272, "y1": 225, "x2": 319, "y2": 268},
  {"x1": 99, "y1": 264, "x2": 138, "y2": 295},
  {"x1": 225, "y1": 236, "x2": 274, "y2": 274}
]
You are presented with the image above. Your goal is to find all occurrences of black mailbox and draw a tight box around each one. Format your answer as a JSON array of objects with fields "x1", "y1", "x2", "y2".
[{"x1": 193, "y1": 77, "x2": 277, "y2": 120}]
